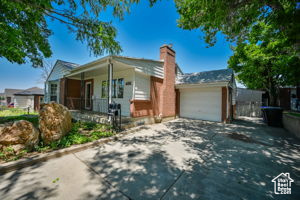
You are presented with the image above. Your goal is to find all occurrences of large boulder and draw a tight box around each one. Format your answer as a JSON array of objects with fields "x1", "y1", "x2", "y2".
[
  {"x1": 0, "y1": 120, "x2": 39, "y2": 153},
  {"x1": 39, "y1": 102, "x2": 72, "y2": 144}
]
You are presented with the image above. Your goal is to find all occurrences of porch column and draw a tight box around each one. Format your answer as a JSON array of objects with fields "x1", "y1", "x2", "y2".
[
  {"x1": 108, "y1": 62, "x2": 113, "y2": 105},
  {"x1": 80, "y1": 72, "x2": 85, "y2": 111}
]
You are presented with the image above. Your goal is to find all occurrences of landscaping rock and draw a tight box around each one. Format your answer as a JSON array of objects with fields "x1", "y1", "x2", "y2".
[
  {"x1": 0, "y1": 120, "x2": 39, "y2": 153},
  {"x1": 39, "y1": 102, "x2": 72, "y2": 144}
]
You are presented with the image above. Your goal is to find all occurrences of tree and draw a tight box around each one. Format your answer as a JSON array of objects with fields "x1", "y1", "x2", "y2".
[
  {"x1": 175, "y1": 0, "x2": 300, "y2": 49},
  {"x1": 0, "y1": 0, "x2": 140, "y2": 67},
  {"x1": 37, "y1": 60, "x2": 54, "y2": 84},
  {"x1": 228, "y1": 22, "x2": 300, "y2": 106}
]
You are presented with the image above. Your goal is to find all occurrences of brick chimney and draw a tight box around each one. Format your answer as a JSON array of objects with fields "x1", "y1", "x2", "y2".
[{"x1": 159, "y1": 44, "x2": 176, "y2": 117}]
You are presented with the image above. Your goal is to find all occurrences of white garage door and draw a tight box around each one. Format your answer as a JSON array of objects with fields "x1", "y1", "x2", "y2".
[{"x1": 180, "y1": 87, "x2": 222, "y2": 122}]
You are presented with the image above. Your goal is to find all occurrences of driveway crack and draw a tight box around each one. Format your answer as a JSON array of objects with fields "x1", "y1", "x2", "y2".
[
  {"x1": 160, "y1": 170, "x2": 185, "y2": 200},
  {"x1": 72, "y1": 153, "x2": 133, "y2": 200}
]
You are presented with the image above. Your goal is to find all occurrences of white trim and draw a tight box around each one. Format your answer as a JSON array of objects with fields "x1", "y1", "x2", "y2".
[
  {"x1": 66, "y1": 62, "x2": 108, "y2": 77},
  {"x1": 176, "y1": 82, "x2": 229, "y2": 89}
]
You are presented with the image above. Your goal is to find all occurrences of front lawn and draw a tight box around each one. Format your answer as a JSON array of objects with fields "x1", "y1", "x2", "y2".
[
  {"x1": 0, "y1": 107, "x2": 37, "y2": 117},
  {"x1": 0, "y1": 110, "x2": 114, "y2": 163}
]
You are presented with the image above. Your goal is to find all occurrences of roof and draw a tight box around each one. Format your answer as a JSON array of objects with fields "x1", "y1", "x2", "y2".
[
  {"x1": 114, "y1": 56, "x2": 164, "y2": 68},
  {"x1": 14, "y1": 87, "x2": 44, "y2": 96},
  {"x1": 56, "y1": 59, "x2": 80, "y2": 70},
  {"x1": 45, "y1": 60, "x2": 80, "y2": 82},
  {"x1": 71, "y1": 55, "x2": 164, "y2": 72},
  {"x1": 69, "y1": 55, "x2": 182, "y2": 76},
  {"x1": 4, "y1": 89, "x2": 24, "y2": 96},
  {"x1": 176, "y1": 68, "x2": 233, "y2": 85}
]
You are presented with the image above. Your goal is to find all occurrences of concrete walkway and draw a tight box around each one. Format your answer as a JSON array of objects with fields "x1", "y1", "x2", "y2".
[{"x1": 0, "y1": 118, "x2": 299, "y2": 200}]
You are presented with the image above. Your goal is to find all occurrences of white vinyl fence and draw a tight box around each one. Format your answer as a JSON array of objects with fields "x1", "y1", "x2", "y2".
[{"x1": 236, "y1": 101, "x2": 262, "y2": 117}]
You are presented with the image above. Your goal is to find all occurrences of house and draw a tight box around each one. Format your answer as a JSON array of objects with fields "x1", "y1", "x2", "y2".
[
  {"x1": 3, "y1": 89, "x2": 23, "y2": 106},
  {"x1": 272, "y1": 173, "x2": 294, "y2": 194},
  {"x1": 278, "y1": 87, "x2": 300, "y2": 111},
  {"x1": 0, "y1": 93, "x2": 5, "y2": 106},
  {"x1": 13, "y1": 87, "x2": 44, "y2": 111},
  {"x1": 45, "y1": 45, "x2": 236, "y2": 122}
]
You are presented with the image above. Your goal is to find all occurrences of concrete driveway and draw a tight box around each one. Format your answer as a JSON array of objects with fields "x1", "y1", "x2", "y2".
[{"x1": 0, "y1": 118, "x2": 299, "y2": 200}]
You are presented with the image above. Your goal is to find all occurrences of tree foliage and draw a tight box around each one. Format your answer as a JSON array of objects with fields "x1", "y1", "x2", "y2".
[
  {"x1": 228, "y1": 22, "x2": 300, "y2": 106},
  {"x1": 175, "y1": 0, "x2": 300, "y2": 48},
  {"x1": 0, "y1": 0, "x2": 140, "y2": 67}
]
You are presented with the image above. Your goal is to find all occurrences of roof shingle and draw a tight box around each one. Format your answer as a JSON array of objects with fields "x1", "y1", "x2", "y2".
[{"x1": 176, "y1": 68, "x2": 233, "y2": 85}]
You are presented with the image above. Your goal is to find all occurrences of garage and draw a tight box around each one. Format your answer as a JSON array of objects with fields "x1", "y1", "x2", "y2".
[
  {"x1": 176, "y1": 69, "x2": 236, "y2": 122},
  {"x1": 179, "y1": 87, "x2": 222, "y2": 121}
]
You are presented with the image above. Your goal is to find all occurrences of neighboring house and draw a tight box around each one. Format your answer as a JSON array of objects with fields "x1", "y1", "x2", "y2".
[
  {"x1": 278, "y1": 87, "x2": 300, "y2": 110},
  {"x1": 0, "y1": 93, "x2": 5, "y2": 106},
  {"x1": 3, "y1": 89, "x2": 23, "y2": 106},
  {"x1": 236, "y1": 88, "x2": 265, "y2": 117},
  {"x1": 45, "y1": 45, "x2": 236, "y2": 122},
  {"x1": 13, "y1": 87, "x2": 44, "y2": 111}
]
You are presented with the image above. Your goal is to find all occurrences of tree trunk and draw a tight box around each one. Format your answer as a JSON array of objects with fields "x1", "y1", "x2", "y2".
[{"x1": 269, "y1": 86, "x2": 278, "y2": 106}]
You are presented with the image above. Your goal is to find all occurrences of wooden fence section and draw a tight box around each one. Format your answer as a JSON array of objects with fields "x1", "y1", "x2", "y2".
[{"x1": 236, "y1": 101, "x2": 262, "y2": 117}]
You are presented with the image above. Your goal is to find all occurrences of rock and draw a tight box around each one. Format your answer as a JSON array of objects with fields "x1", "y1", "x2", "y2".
[
  {"x1": 39, "y1": 102, "x2": 72, "y2": 144},
  {"x1": 0, "y1": 120, "x2": 39, "y2": 153}
]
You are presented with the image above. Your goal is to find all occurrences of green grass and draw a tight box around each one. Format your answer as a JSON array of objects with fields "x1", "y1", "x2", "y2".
[
  {"x1": 0, "y1": 115, "x2": 39, "y2": 127},
  {"x1": 0, "y1": 108, "x2": 39, "y2": 127},
  {"x1": 0, "y1": 121, "x2": 114, "y2": 162},
  {"x1": 36, "y1": 121, "x2": 114, "y2": 151},
  {"x1": 0, "y1": 108, "x2": 37, "y2": 117},
  {"x1": 0, "y1": 108, "x2": 114, "y2": 162},
  {"x1": 287, "y1": 112, "x2": 300, "y2": 118}
]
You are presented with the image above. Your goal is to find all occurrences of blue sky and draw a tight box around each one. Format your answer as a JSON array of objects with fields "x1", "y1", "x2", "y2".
[{"x1": 0, "y1": 0, "x2": 233, "y2": 92}]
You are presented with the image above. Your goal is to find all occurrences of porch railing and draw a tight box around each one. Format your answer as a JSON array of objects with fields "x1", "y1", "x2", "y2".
[{"x1": 66, "y1": 97, "x2": 108, "y2": 114}]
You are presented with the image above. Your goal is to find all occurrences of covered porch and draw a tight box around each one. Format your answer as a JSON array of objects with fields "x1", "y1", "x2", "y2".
[{"x1": 59, "y1": 56, "x2": 135, "y2": 117}]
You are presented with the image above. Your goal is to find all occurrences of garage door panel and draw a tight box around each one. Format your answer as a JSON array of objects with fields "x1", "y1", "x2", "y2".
[{"x1": 180, "y1": 88, "x2": 221, "y2": 122}]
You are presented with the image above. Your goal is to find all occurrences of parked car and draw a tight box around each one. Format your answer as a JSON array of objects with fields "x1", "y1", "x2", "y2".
[{"x1": 8, "y1": 103, "x2": 14, "y2": 108}]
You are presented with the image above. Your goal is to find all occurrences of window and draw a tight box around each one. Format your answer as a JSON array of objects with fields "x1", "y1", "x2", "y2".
[
  {"x1": 117, "y1": 78, "x2": 124, "y2": 98},
  {"x1": 101, "y1": 81, "x2": 108, "y2": 98},
  {"x1": 102, "y1": 78, "x2": 124, "y2": 99},
  {"x1": 50, "y1": 84, "x2": 57, "y2": 102}
]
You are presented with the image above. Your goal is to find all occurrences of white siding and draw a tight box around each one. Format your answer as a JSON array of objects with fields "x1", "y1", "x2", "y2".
[
  {"x1": 45, "y1": 81, "x2": 59, "y2": 103},
  {"x1": 135, "y1": 64, "x2": 164, "y2": 79},
  {"x1": 92, "y1": 68, "x2": 134, "y2": 116},
  {"x1": 114, "y1": 57, "x2": 164, "y2": 78},
  {"x1": 48, "y1": 62, "x2": 71, "y2": 81},
  {"x1": 14, "y1": 96, "x2": 34, "y2": 110},
  {"x1": 45, "y1": 61, "x2": 71, "y2": 103},
  {"x1": 134, "y1": 72, "x2": 150, "y2": 100}
]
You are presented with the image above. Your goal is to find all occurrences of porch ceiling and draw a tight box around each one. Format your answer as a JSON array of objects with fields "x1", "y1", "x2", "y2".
[{"x1": 66, "y1": 61, "x2": 133, "y2": 79}]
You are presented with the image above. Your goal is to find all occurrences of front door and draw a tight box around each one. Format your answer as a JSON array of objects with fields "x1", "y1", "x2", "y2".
[{"x1": 85, "y1": 82, "x2": 92, "y2": 110}]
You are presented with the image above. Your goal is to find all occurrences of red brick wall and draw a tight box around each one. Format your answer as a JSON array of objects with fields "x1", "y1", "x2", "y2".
[
  {"x1": 130, "y1": 45, "x2": 177, "y2": 118},
  {"x1": 67, "y1": 79, "x2": 81, "y2": 98},
  {"x1": 130, "y1": 76, "x2": 163, "y2": 118},
  {"x1": 59, "y1": 78, "x2": 66, "y2": 105},
  {"x1": 130, "y1": 100, "x2": 153, "y2": 117},
  {"x1": 222, "y1": 87, "x2": 227, "y2": 122},
  {"x1": 160, "y1": 45, "x2": 176, "y2": 117},
  {"x1": 65, "y1": 79, "x2": 81, "y2": 110},
  {"x1": 150, "y1": 76, "x2": 163, "y2": 116}
]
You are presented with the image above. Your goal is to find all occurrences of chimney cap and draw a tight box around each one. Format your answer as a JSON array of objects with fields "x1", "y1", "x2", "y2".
[{"x1": 160, "y1": 43, "x2": 173, "y2": 49}]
